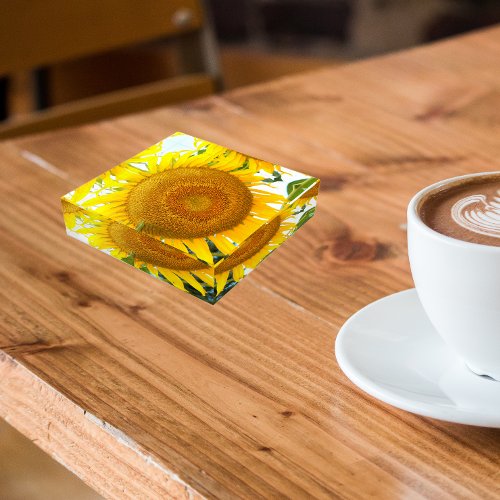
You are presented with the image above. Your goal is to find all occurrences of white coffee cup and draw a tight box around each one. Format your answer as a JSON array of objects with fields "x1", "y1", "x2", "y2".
[{"x1": 407, "y1": 172, "x2": 500, "y2": 381}]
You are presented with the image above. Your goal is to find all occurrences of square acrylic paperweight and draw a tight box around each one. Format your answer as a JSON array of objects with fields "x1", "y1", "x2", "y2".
[{"x1": 62, "y1": 132, "x2": 319, "y2": 303}]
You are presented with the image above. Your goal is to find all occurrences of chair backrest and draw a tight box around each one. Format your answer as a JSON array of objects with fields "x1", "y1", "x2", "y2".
[
  {"x1": 0, "y1": 0, "x2": 205, "y2": 76},
  {"x1": 0, "y1": 0, "x2": 220, "y2": 139}
]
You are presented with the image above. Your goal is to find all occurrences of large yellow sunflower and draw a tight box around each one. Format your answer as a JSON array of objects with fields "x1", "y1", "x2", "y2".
[
  {"x1": 213, "y1": 192, "x2": 317, "y2": 297},
  {"x1": 62, "y1": 132, "x2": 319, "y2": 303},
  {"x1": 69, "y1": 138, "x2": 286, "y2": 267},
  {"x1": 74, "y1": 212, "x2": 214, "y2": 298}
]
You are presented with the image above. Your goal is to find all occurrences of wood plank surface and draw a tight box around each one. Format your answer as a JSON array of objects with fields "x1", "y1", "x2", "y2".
[{"x1": 2, "y1": 27, "x2": 500, "y2": 499}]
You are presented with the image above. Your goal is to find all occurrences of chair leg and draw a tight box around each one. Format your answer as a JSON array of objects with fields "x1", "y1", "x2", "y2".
[
  {"x1": 176, "y1": 0, "x2": 224, "y2": 91},
  {"x1": 199, "y1": 0, "x2": 224, "y2": 91},
  {"x1": 33, "y1": 67, "x2": 50, "y2": 110},
  {"x1": 0, "y1": 77, "x2": 8, "y2": 121}
]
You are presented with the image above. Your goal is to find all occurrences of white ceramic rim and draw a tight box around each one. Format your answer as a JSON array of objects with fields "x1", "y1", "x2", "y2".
[{"x1": 407, "y1": 171, "x2": 500, "y2": 253}]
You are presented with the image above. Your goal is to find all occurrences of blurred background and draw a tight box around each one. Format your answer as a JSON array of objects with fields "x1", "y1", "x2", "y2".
[
  {"x1": 1, "y1": 0, "x2": 500, "y2": 140},
  {"x1": 1, "y1": 0, "x2": 499, "y2": 498}
]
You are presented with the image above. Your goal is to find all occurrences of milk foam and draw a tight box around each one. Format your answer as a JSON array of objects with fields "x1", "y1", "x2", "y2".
[{"x1": 451, "y1": 191, "x2": 500, "y2": 238}]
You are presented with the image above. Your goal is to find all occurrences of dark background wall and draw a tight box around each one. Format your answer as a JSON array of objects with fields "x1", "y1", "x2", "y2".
[{"x1": 208, "y1": 0, "x2": 500, "y2": 57}]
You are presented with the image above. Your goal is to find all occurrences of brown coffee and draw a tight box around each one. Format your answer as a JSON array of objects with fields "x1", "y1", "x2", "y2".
[{"x1": 419, "y1": 173, "x2": 500, "y2": 246}]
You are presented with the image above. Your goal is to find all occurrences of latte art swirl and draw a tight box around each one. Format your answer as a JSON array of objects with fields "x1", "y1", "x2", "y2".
[{"x1": 451, "y1": 191, "x2": 500, "y2": 238}]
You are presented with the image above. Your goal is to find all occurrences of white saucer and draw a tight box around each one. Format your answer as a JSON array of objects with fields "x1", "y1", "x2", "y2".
[{"x1": 335, "y1": 289, "x2": 500, "y2": 427}]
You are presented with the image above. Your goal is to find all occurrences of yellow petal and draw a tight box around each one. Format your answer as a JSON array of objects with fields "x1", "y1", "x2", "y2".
[
  {"x1": 232, "y1": 265, "x2": 245, "y2": 282},
  {"x1": 80, "y1": 192, "x2": 127, "y2": 206},
  {"x1": 158, "y1": 268, "x2": 185, "y2": 291},
  {"x1": 163, "y1": 239, "x2": 188, "y2": 253},
  {"x1": 209, "y1": 234, "x2": 236, "y2": 255},
  {"x1": 195, "y1": 270, "x2": 215, "y2": 288},
  {"x1": 71, "y1": 181, "x2": 96, "y2": 203},
  {"x1": 215, "y1": 271, "x2": 230, "y2": 295},
  {"x1": 177, "y1": 271, "x2": 206, "y2": 295},
  {"x1": 185, "y1": 238, "x2": 214, "y2": 266}
]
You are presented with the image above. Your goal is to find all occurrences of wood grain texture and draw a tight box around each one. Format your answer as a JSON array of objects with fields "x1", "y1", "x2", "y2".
[{"x1": 2, "y1": 27, "x2": 500, "y2": 499}]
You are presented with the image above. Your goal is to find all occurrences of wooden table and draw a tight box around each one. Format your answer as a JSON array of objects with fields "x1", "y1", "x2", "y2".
[{"x1": 2, "y1": 27, "x2": 500, "y2": 499}]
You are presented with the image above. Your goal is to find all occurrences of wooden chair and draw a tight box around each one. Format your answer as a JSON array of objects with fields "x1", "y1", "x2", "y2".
[{"x1": 0, "y1": 0, "x2": 221, "y2": 139}]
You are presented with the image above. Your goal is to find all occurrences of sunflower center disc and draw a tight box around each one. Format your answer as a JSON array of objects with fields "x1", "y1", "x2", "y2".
[
  {"x1": 217, "y1": 217, "x2": 281, "y2": 273},
  {"x1": 108, "y1": 222, "x2": 207, "y2": 271},
  {"x1": 127, "y1": 168, "x2": 253, "y2": 239},
  {"x1": 183, "y1": 194, "x2": 212, "y2": 212},
  {"x1": 61, "y1": 199, "x2": 81, "y2": 214}
]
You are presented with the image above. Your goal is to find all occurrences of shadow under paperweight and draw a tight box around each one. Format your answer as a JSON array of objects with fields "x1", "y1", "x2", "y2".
[{"x1": 61, "y1": 132, "x2": 319, "y2": 303}]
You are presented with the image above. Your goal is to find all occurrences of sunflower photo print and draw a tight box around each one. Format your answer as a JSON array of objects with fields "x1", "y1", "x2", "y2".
[{"x1": 62, "y1": 132, "x2": 319, "y2": 303}]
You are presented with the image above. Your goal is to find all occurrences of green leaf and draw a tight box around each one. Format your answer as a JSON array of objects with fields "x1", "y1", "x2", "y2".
[
  {"x1": 286, "y1": 179, "x2": 304, "y2": 196},
  {"x1": 121, "y1": 254, "x2": 135, "y2": 266},
  {"x1": 197, "y1": 147, "x2": 208, "y2": 155},
  {"x1": 140, "y1": 264, "x2": 152, "y2": 275},
  {"x1": 287, "y1": 177, "x2": 318, "y2": 200},
  {"x1": 294, "y1": 208, "x2": 316, "y2": 231},
  {"x1": 232, "y1": 158, "x2": 250, "y2": 172},
  {"x1": 262, "y1": 170, "x2": 283, "y2": 183}
]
